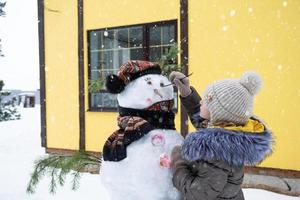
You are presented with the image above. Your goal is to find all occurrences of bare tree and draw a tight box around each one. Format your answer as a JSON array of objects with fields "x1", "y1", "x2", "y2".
[{"x1": 0, "y1": 2, "x2": 6, "y2": 57}]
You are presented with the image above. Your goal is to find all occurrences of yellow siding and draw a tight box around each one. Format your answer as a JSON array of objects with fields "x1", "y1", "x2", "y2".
[
  {"x1": 84, "y1": 0, "x2": 181, "y2": 152},
  {"x1": 189, "y1": 0, "x2": 300, "y2": 170},
  {"x1": 44, "y1": 0, "x2": 80, "y2": 150}
]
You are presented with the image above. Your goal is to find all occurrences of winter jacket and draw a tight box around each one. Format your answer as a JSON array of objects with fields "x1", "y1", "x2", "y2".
[
  {"x1": 172, "y1": 87, "x2": 274, "y2": 200},
  {"x1": 180, "y1": 87, "x2": 208, "y2": 129}
]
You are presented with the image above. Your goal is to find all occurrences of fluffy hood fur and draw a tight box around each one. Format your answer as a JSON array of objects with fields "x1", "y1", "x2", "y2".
[{"x1": 182, "y1": 119, "x2": 274, "y2": 167}]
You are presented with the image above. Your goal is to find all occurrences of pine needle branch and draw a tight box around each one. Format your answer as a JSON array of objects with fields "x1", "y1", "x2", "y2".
[
  {"x1": 88, "y1": 79, "x2": 104, "y2": 93},
  {"x1": 26, "y1": 151, "x2": 101, "y2": 194},
  {"x1": 159, "y1": 44, "x2": 183, "y2": 77}
]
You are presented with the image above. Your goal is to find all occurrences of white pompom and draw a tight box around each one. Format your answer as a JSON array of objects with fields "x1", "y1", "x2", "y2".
[{"x1": 239, "y1": 71, "x2": 262, "y2": 95}]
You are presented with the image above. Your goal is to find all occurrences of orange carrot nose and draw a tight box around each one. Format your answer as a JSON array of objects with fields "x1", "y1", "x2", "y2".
[{"x1": 154, "y1": 89, "x2": 163, "y2": 99}]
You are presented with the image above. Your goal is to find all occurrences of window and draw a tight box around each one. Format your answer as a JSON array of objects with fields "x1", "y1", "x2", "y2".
[{"x1": 88, "y1": 20, "x2": 177, "y2": 111}]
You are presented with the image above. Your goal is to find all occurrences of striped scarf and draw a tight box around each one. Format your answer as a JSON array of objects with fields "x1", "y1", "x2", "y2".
[{"x1": 103, "y1": 100, "x2": 175, "y2": 161}]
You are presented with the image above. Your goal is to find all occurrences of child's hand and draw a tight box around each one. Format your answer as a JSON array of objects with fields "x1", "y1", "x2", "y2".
[
  {"x1": 159, "y1": 153, "x2": 171, "y2": 168},
  {"x1": 170, "y1": 145, "x2": 183, "y2": 169},
  {"x1": 169, "y1": 71, "x2": 191, "y2": 97}
]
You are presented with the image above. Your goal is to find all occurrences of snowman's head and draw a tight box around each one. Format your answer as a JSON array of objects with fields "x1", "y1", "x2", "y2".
[
  {"x1": 118, "y1": 74, "x2": 174, "y2": 109},
  {"x1": 105, "y1": 60, "x2": 174, "y2": 110}
]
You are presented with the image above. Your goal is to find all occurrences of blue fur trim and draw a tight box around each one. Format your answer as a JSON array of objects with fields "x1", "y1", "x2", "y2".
[{"x1": 182, "y1": 128, "x2": 273, "y2": 167}]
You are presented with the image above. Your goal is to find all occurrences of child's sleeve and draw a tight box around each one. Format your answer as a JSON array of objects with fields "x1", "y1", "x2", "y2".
[
  {"x1": 172, "y1": 160, "x2": 229, "y2": 200},
  {"x1": 180, "y1": 86, "x2": 208, "y2": 129}
]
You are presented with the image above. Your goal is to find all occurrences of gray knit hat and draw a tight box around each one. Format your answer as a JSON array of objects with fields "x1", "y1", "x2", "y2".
[{"x1": 203, "y1": 71, "x2": 262, "y2": 125}]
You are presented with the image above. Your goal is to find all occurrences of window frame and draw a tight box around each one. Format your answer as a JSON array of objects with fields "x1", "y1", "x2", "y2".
[{"x1": 87, "y1": 19, "x2": 178, "y2": 112}]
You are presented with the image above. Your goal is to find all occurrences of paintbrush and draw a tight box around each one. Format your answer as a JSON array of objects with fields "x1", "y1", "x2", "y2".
[{"x1": 163, "y1": 72, "x2": 193, "y2": 87}]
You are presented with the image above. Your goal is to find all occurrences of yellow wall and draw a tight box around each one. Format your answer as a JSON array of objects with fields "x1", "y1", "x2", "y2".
[
  {"x1": 189, "y1": 0, "x2": 300, "y2": 170},
  {"x1": 44, "y1": 0, "x2": 80, "y2": 150},
  {"x1": 84, "y1": 0, "x2": 181, "y2": 152}
]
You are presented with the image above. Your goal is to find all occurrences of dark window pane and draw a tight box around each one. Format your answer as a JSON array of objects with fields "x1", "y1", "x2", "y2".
[
  {"x1": 118, "y1": 49, "x2": 130, "y2": 65},
  {"x1": 103, "y1": 30, "x2": 115, "y2": 49},
  {"x1": 102, "y1": 50, "x2": 113, "y2": 69},
  {"x1": 162, "y1": 25, "x2": 175, "y2": 45},
  {"x1": 149, "y1": 25, "x2": 161, "y2": 46},
  {"x1": 116, "y1": 28, "x2": 128, "y2": 48},
  {"x1": 89, "y1": 31, "x2": 102, "y2": 51},
  {"x1": 91, "y1": 93, "x2": 118, "y2": 108},
  {"x1": 130, "y1": 48, "x2": 143, "y2": 60},
  {"x1": 149, "y1": 47, "x2": 161, "y2": 62},
  {"x1": 90, "y1": 51, "x2": 100, "y2": 80},
  {"x1": 129, "y1": 26, "x2": 143, "y2": 47}
]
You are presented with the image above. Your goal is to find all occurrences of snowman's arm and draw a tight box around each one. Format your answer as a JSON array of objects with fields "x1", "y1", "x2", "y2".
[
  {"x1": 180, "y1": 86, "x2": 207, "y2": 129},
  {"x1": 172, "y1": 161, "x2": 228, "y2": 200}
]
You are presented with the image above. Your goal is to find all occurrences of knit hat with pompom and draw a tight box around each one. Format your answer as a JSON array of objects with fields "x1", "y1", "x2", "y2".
[{"x1": 203, "y1": 71, "x2": 262, "y2": 125}]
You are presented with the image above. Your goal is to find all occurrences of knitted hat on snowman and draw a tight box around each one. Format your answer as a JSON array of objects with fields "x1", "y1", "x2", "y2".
[
  {"x1": 106, "y1": 60, "x2": 162, "y2": 94},
  {"x1": 203, "y1": 71, "x2": 262, "y2": 125}
]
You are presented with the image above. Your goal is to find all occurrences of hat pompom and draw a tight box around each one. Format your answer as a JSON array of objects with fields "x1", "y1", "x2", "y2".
[
  {"x1": 239, "y1": 71, "x2": 262, "y2": 95},
  {"x1": 105, "y1": 74, "x2": 125, "y2": 94}
]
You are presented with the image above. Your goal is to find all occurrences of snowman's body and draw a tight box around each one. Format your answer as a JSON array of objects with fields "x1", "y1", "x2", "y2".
[{"x1": 100, "y1": 74, "x2": 183, "y2": 200}]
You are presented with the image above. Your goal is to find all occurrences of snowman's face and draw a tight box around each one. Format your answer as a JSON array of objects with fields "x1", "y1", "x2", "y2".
[{"x1": 118, "y1": 74, "x2": 174, "y2": 109}]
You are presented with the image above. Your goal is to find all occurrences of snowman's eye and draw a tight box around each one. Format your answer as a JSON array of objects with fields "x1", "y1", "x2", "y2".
[
  {"x1": 147, "y1": 81, "x2": 152, "y2": 85},
  {"x1": 160, "y1": 82, "x2": 164, "y2": 87}
]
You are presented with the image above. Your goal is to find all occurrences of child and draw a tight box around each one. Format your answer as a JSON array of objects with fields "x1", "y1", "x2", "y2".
[{"x1": 169, "y1": 71, "x2": 274, "y2": 200}]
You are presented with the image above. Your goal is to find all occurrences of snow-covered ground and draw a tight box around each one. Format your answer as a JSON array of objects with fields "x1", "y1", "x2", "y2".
[
  {"x1": 0, "y1": 106, "x2": 109, "y2": 200},
  {"x1": 0, "y1": 106, "x2": 299, "y2": 200}
]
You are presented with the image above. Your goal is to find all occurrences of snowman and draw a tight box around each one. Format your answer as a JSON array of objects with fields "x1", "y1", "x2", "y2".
[{"x1": 100, "y1": 60, "x2": 183, "y2": 200}]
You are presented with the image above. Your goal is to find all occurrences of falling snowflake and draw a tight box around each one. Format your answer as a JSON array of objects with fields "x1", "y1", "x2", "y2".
[
  {"x1": 283, "y1": 1, "x2": 288, "y2": 7},
  {"x1": 277, "y1": 64, "x2": 283, "y2": 70},
  {"x1": 245, "y1": 110, "x2": 250, "y2": 117},
  {"x1": 50, "y1": 116, "x2": 56, "y2": 122},
  {"x1": 255, "y1": 37, "x2": 260, "y2": 43},
  {"x1": 248, "y1": 7, "x2": 253, "y2": 13},
  {"x1": 220, "y1": 15, "x2": 226, "y2": 20},
  {"x1": 103, "y1": 31, "x2": 108, "y2": 37},
  {"x1": 222, "y1": 25, "x2": 228, "y2": 32},
  {"x1": 229, "y1": 10, "x2": 236, "y2": 17}
]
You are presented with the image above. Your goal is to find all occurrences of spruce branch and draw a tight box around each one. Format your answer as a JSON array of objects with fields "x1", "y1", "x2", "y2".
[
  {"x1": 159, "y1": 44, "x2": 183, "y2": 77},
  {"x1": 88, "y1": 79, "x2": 104, "y2": 93},
  {"x1": 26, "y1": 151, "x2": 101, "y2": 194},
  {"x1": 71, "y1": 168, "x2": 82, "y2": 190}
]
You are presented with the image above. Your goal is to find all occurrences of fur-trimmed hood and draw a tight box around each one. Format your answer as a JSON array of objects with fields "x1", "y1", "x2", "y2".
[{"x1": 181, "y1": 118, "x2": 274, "y2": 167}]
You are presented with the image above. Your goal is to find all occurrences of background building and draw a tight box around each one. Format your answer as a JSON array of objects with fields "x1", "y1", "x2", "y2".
[{"x1": 38, "y1": 0, "x2": 300, "y2": 176}]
